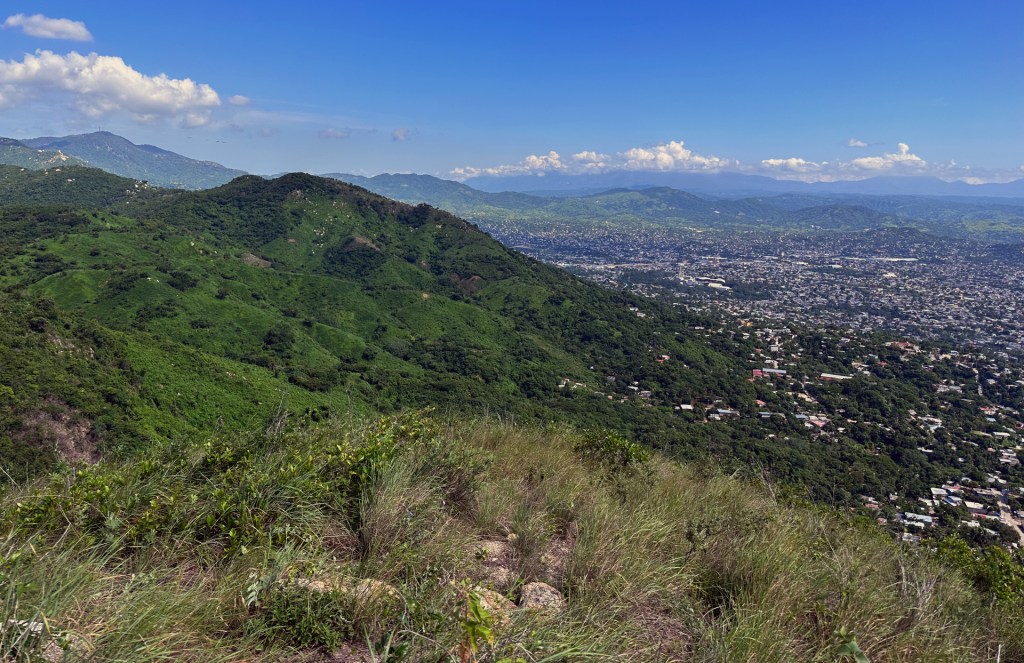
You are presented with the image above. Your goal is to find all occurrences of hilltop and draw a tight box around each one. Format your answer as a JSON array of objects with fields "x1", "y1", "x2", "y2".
[
  {"x1": 0, "y1": 137, "x2": 85, "y2": 170},
  {"x1": 1, "y1": 413, "x2": 1021, "y2": 661},
  {"x1": 1, "y1": 165, "x2": 1024, "y2": 659},
  {"x1": 8, "y1": 132, "x2": 247, "y2": 190}
]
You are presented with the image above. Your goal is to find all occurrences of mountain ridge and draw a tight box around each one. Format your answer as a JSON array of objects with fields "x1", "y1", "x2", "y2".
[
  {"x1": 14, "y1": 131, "x2": 247, "y2": 190},
  {"x1": 462, "y1": 169, "x2": 1024, "y2": 198}
]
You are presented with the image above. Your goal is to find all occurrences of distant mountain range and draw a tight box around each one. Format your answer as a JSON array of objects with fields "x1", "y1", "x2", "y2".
[
  {"x1": 461, "y1": 170, "x2": 1024, "y2": 199},
  {"x1": 3, "y1": 129, "x2": 1024, "y2": 205},
  {"x1": 0, "y1": 132, "x2": 246, "y2": 189},
  {"x1": 326, "y1": 172, "x2": 1024, "y2": 240}
]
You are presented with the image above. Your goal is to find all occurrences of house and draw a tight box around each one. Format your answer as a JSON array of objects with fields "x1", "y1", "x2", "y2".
[{"x1": 964, "y1": 501, "x2": 987, "y2": 516}]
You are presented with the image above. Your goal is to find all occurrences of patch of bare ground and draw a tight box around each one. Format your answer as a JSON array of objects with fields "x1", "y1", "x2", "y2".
[
  {"x1": 282, "y1": 641, "x2": 372, "y2": 663},
  {"x1": 538, "y1": 530, "x2": 576, "y2": 587},
  {"x1": 240, "y1": 252, "x2": 272, "y2": 268},
  {"x1": 628, "y1": 604, "x2": 691, "y2": 662},
  {"x1": 345, "y1": 237, "x2": 379, "y2": 252},
  {"x1": 473, "y1": 537, "x2": 516, "y2": 591},
  {"x1": 16, "y1": 401, "x2": 99, "y2": 464}
]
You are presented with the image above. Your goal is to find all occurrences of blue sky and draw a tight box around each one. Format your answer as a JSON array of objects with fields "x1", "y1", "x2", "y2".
[{"x1": 1, "y1": 1, "x2": 1022, "y2": 182}]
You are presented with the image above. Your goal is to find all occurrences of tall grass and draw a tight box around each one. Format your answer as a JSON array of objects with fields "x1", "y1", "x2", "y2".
[{"x1": 0, "y1": 413, "x2": 1017, "y2": 661}]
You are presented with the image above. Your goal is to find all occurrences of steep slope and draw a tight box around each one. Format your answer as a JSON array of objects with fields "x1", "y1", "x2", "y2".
[
  {"x1": 0, "y1": 137, "x2": 86, "y2": 170},
  {"x1": 1, "y1": 414, "x2": 1019, "y2": 661},
  {"x1": 0, "y1": 167, "x2": 1019, "y2": 507},
  {"x1": 0, "y1": 164, "x2": 162, "y2": 208},
  {"x1": 21, "y1": 131, "x2": 246, "y2": 189}
]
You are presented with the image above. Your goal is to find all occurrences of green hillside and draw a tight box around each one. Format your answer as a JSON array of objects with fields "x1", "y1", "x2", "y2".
[
  {"x1": 0, "y1": 138, "x2": 86, "y2": 170},
  {"x1": 20, "y1": 132, "x2": 247, "y2": 190},
  {"x1": 1, "y1": 166, "x2": 1021, "y2": 510},
  {"x1": 2, "y1": 165, "x2": 1024, "y2": 660}
]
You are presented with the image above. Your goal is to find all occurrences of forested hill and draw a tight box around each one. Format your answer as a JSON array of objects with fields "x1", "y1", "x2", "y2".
[
  {"x1": 11, "y1": 131, "x2": 248, "y2": 190},
  {"x1": 1, "y1": 166, "x2": 1021, "y2": 511}
]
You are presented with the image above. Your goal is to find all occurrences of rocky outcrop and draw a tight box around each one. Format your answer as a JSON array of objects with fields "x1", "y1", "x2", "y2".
[{"x1": 519, "y1": 582, "x2": 567, "y2": 616}]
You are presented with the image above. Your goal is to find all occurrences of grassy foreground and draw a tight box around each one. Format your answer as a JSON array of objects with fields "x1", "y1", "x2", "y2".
[{"x1": 0, "y1": 413, "x2": 1020, "y2": 662}]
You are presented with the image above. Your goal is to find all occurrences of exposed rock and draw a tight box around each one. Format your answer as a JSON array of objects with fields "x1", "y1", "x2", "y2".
[
  {"x1": 345, "y1": 236, "x2": 380, "y2": 252},
  {"x1": 16, "y1": 402, "x2": 99, "y2": 465},
  {"x1": 519, "y1": 582, "x2": 567, "y2": 616},
  {"x1": 479, "y1": 539, "x2": 507, "y2": 559},
  {"x1": 291, "y1": 576, "x2": 332, "y2": 593},
  {"x1": 351, "y1": 578, "x2": 401, "y2": 604},
  {"x1": 472, "y1": 587, "x2": 515, "y2": 627},
  {"x1": 240, "y1": 252, "x2": 271, "y2": 268},
  {"x1": 487, "y1": 566, "x2": 514, "y2": 592},
  {"x1": 539, "y1": 536, "x2": 574, "y2": 584},
  {"x1": 477, "y1": 538, "x2": 515, "y2": 591},
  {"x1": 284, "y1": 574, "x2": 399, "y2": 606}
]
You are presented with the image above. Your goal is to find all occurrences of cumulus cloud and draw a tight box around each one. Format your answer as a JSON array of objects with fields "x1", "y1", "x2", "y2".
[
  {"x1": 452, "y1": 139, "x2": 732, "y2": 179},
  {"x1": 391, "y1": 127, "x2": 415, "y2": 141},
  {"x1": 319, "y1": 127, "x2": 351, "y2": 139},
  {"x1": 760, "y1": 143, "x2": 931, "y2": 181},
  {"x1": 760, "y1": 157, "x2": 822, "y2": 173},
  {"x1": 3, "y1": 14, "x2": 92, "y2": 41},
  {"x1": 227, "y1": 94, "x2": 250, "y2": 106},
  {"x1": 849, "y1": 142, "x2": 926, "y2": 170},
  {"x1": 0, "y1": 50, "x2": 220, "y2": 125},
  {"x1": 847, "y1": 137, "x2": 868, "y2": 148},
  {"x1": 455, "y1": 138, "x2": 1014, "y2": 185}
]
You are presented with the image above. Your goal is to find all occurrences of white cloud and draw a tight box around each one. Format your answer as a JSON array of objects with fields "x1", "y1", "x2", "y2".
[
  {"x1": 3, "y1": 14, "x2": 92, "y2": 41},
  {"x1": 454, "y1": 138, "x2": 1018, "y2": 185},
  {"x1": 227, "y1": 94, "x2": 250, "y2": 106},
  {"x1": 319, "y1": 127, "x2": 351, "y2": 139},
  {"x1": 847, "y1": 137, "x2": 867, "y2": 148},
  {"x1": 760, "y1": 157, "x2": 821, "y2": 173},
  {"x1": 760, "y1": 143, "x2": 929, "y2": 181},
  {"x1": 849, "y1": 142, "x2": 926, "y2": 170},
  {"x1": 0, "y1": 50, "x2": 220, "y2": 125},
  {"x1": 391, "y1": 127, "x2": 415, "y2": 141},
  {"x1": 452, "y1": 139, "x2": 732, "y2": 179}
]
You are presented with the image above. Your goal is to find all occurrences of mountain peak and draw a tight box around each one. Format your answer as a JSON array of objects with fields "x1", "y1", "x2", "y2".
[{"x1": 16, "y1": 131, "x2": 247, "y2": 189}]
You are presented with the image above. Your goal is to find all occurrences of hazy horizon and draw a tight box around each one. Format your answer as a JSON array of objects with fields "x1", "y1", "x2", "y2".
[{"x1": 2, "y1": 2, "x2": 1022, "y2": 185}]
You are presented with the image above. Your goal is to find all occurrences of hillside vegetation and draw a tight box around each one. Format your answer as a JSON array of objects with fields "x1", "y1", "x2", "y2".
[
  {"x1": 17, "y1": 132, "x2": 247, "y2": 190},
  {"x1": 1, "y1": 413, "x2": 1021, "y2": 661},
  {"x1": 1, "y1": 167, "x2": 1022, "y2": 510},
  {"x1": 2, "y1": 166, "x2": 1024, "y2": 660}
]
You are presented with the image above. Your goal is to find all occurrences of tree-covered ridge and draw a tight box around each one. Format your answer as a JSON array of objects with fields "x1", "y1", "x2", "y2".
[
  {"x1": 0, "y1": 166, "x2": 1021, "y2": 512},
  {"x1": 0, "y1": 165, "x2": 163, "y2": 208},
  {"x1": 0, "y1": 137, "x2": 86, "y2": 170},
  {"x1": 18, "y1": 131, "x2": 248, "y2": 190}
]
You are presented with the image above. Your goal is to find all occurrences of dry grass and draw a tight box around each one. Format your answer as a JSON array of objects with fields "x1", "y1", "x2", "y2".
[{"x1": 0, "y1": 414, "x2": 1017, "y2": 661}]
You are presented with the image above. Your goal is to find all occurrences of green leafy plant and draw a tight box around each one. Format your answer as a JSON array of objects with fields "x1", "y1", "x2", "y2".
[{"x1": 835, "y1": 626, "x2": 870, "y2": 663}]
